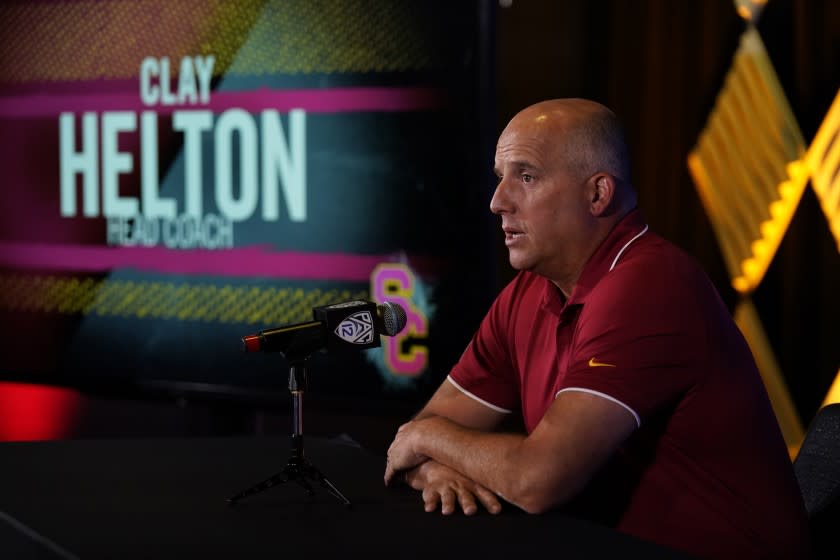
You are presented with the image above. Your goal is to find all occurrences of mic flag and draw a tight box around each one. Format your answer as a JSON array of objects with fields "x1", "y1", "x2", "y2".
[{"x1": 241, "y1": 300, "x2": 407, "y2": 359}]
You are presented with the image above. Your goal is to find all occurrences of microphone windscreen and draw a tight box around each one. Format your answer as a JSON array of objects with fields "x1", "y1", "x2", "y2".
[{"x1": 379, "y1": 302, "x2": 407, "y2": 336}]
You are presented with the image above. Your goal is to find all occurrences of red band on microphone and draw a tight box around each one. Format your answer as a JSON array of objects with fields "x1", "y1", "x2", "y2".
[{"x1": 241, "y1": 335, "x2": 262, "y2": 353}]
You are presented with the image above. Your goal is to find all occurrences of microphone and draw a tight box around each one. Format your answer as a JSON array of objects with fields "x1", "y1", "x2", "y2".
[{"x1": 241, "y1": 300, "x2": 407, "y2": 359}]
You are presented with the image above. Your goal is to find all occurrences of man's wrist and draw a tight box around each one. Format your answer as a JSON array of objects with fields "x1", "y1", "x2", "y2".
[{"x1": 412, "y1": 416, "x2": 452, "y2": 461}]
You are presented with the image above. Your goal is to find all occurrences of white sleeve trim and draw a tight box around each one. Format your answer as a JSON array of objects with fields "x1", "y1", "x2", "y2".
[
  {"x1": 555, "y1": 387, "x2": 641, "y2": 428},
  {"x1": 446, "y1": 376, "x2": 513, "y2": 414}
]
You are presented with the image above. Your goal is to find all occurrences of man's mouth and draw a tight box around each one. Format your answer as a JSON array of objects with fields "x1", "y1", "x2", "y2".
[{"x1": 502, "y1": 227, "x2": 525, "y2": 244}]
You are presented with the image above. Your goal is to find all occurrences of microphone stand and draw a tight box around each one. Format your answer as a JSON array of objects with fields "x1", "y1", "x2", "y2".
[{"x1": 226, "y1": 357, "x2": 351, "y2": 507}]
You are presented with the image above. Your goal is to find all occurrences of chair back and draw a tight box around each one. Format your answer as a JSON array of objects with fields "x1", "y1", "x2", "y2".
[{"x1": 793, "y1": 403, "x2": 840, "y2": 516}]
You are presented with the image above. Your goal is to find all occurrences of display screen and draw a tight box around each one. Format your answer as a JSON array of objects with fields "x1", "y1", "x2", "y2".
[{"x1": 0, "y1": 0, "x2": 497, "y2": 408}]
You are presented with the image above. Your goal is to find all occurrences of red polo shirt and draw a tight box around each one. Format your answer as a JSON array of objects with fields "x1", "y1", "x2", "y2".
[{"x1": 449, "y1": 209, "x2": 810, "y2": 559}]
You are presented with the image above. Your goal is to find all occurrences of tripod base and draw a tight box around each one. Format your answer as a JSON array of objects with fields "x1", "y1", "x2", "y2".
[
  {"x1": 227, "y1": 362, "x2": 350, "y2": 507},
  {"x1": 226, "y1": 454, "x2": 351, "y2": 507}
]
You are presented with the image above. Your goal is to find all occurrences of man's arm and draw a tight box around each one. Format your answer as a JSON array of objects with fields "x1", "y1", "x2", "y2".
[
  {"x1": 391, "y1": 377, "x2": 508, "y2": 515},
  {"x1": 385, "y1": 390, "x2": 638, "y2": 514},
  {"x1": 413, "y1": 377, "x2": 508, "y2": 430}
]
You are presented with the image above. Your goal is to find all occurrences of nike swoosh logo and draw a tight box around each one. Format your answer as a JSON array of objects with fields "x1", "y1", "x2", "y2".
[{"x1": 588, "y1": 357, "x2": 616, "y2": 368}]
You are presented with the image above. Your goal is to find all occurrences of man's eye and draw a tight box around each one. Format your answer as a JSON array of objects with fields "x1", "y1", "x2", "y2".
[{"x1": 522, "y1": 174, "x2": 534, "y2": 183}]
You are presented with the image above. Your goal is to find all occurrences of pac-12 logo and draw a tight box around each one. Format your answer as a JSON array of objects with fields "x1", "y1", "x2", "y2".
[{"x1": 335, "y1": 311, "x2": 374, "y2": 344}]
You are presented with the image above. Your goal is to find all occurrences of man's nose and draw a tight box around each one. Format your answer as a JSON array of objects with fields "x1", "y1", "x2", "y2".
[{"x1": 490, "y1": 179, "x2": 513, "y2": 215}]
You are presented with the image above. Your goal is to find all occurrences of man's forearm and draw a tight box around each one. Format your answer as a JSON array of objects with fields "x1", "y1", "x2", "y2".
[
  {"x1": 388, "y1": 390, "x2": 637, "y2": 514},
  {"x1": 407, "y1": 378, "x2": 507, "y2": 431},
  {"x1": 411, "y1": 416, "x2": 552, "y2": 512}
]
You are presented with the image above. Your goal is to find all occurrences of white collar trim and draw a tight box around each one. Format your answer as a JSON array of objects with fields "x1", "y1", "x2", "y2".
[{"x1": 609, "y1": 224, "x2": 649, "y2": 271}]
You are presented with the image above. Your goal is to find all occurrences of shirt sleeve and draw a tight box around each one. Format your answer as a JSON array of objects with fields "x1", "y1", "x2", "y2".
[{"x1": 559, "y1": 258, "x2": 706, "y2": 426}]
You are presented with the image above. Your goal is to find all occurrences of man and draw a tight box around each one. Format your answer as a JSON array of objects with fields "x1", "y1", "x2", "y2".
[{"x1": 383, "y1": 99, "x2": 811, "y2": 558}]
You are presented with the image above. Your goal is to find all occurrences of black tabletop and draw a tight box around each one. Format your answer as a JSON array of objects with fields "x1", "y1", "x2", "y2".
[{"x1": 0, "y1": 435, "x2": 690, "y2": 559}]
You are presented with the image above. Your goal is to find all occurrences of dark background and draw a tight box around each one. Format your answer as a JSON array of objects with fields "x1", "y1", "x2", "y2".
[
  {"x1": 491, "y1": 0, "x2": 839, "y2": 428},
  {"x1": 1, "y1": 0, "x2": 838, "y2": 454}
]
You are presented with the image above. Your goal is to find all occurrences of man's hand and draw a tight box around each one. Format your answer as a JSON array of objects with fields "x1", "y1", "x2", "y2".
[
  {"x1": 406, "y1": 461, "x2": 502, "y2": 516},
  {"x1": 382, "y1": 391, "x2": 637, "y2": 514},
  {"x1": 384, "y1": 420, "x2": 428, "y2": 485}
]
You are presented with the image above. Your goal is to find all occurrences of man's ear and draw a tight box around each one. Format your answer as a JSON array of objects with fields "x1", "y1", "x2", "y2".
[{"x1": 589, "y1": 174, "x2": 615, "y2": 216}]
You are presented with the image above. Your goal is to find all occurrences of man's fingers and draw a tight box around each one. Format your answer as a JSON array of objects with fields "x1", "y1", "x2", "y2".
[
  {"x1": 402, "y1": 461, "x2": 495, "y2": 516},
  {"x1": 383, "y1": 460, "x2": 395, "y2": 486},
  {"x1": 405, "y1": 468, "x2": 423, "y2": 491},
  {"x1": 421, "y1": 487, "x2": 440, "y2": 513},
  {"x1": 420, "y1": 486, "x2": 453, "y2": 515},
  {"x1": 474, "y1": 485, "x2": 502, "y2": 514},
  {"x1": 439, "y1": 488, "x2": 456, "y2": 515},
  {"x1": 456, "y1": 488, "x2": 478, "y2": 516}
]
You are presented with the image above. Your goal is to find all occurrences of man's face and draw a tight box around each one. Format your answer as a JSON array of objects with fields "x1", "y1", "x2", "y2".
[{"x1": 490, "y1": 112, "x2": 592, "y2": 284}]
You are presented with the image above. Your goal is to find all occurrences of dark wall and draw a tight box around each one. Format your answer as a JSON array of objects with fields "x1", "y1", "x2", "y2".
[
  {"x1": 494, "y1": 0, "x2": 840, "y2": 425},
  {"x1": 3, "y1": 0, "x2": 836, "y2": 443}
]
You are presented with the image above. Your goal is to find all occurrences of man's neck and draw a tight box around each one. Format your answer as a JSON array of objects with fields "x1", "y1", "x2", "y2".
[{"x1": 547, "y1": 211, "x2": 630, "y2": 298}]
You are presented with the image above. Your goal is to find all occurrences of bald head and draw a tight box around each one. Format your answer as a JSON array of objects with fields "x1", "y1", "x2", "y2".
[
  {"x1": 491, "y1": 99, "x2": 637, "y2": 291},
  {"x1": 504, "y1": 98, "x2": 631, "y2": 184}
]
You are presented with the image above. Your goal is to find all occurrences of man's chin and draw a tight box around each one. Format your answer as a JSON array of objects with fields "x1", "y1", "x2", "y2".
[{"x1": 507, "y1": 254, "x2": 535, "y2": 272}]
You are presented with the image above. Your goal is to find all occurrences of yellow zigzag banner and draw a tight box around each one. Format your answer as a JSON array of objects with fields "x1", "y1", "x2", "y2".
[
  {"x1": 688, "y1": 27, "x2": 807, "y2": 295},
  {"x1": 688, "y1": 14, "x2": 839, "y2": 453},
  {"x1": 807, "y1": 91, "x2": 840, "y2": 412},
  {"x1": 805, "y1": 90, "x2": 840, "y2": 412},
  {"x1": 805, "y1": 90, "x2": 840, "y2": 254}
]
